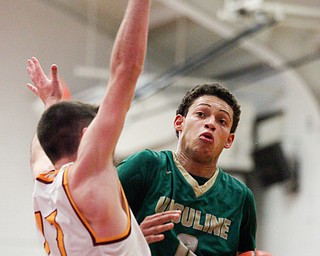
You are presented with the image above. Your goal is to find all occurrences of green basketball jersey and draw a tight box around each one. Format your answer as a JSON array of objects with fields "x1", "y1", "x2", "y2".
[{"x1": 117, "y1": 150, "x2": 256, "y2": 256}]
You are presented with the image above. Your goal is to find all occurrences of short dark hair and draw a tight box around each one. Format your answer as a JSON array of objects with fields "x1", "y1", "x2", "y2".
[
  {"x1": 175, "y1": 82, "x2": 241, "y2": 137},
  {"x1": 37, "y1": 101, "x2": 98, "y2": 164}
]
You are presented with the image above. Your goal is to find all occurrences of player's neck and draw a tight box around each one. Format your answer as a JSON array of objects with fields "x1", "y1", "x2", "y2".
[
  {"x1": 54, "y1": 155, "x2": 76, "y2": 170},
  {"x1": 174, "y1": 151, "x2": 217, "y2": 179}
]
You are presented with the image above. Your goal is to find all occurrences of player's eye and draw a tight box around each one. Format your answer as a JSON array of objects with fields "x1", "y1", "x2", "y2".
[
  {"x1": 219, "y1": 119, "x2": 227, "y2": 125},
  {"x1": 196, "y1": 112, "x2": 205, "y2": 117}
]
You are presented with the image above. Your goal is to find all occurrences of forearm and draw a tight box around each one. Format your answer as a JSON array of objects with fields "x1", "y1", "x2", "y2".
[
  {"x1": 91, "y1": 0, "x2": 151, "y2": 156},
  {"x1": 110, "y1": 0, "x2": 150, "y2": 82}
]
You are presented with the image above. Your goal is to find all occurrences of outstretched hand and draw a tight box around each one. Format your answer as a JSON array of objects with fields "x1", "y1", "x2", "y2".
[
  {"x1": 26, "y1": 57, "x2": 62, "y2": 108},
  {"x1": 140, "y1": 210, "x2": 181, "y2": 244}
]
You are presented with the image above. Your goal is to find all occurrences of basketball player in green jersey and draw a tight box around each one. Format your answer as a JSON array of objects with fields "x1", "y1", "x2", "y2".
[
  {"x1": 117, "y1": 83, "x2": 257, "y2": 255},
  {"x1": 26, "y1": 40, "x2": 256, "y2": 256}
]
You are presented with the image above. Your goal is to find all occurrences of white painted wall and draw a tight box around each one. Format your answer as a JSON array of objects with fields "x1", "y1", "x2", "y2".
[
  {"x1": 260, "y1": 75, "x2": 320, "y2": 256},
  {"x1": 253, "y1": 72, "x2": 320, "y2": 255}
]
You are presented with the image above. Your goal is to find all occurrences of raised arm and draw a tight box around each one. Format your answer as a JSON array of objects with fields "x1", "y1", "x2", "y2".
[
  {"x1": 75, "y1": 0, "x2": 150, "y2": 174},
  {"x1": 68, "y1": 0, "x2": 151, "y2": 237},
  {"x1": 26, "y1": 58, "x2": 63, "y2": 179}
]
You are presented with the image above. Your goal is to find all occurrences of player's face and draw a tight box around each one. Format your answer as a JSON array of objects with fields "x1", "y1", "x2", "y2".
[{"x1": 174, "y1": 95, "x2": 235, "y2": 164}]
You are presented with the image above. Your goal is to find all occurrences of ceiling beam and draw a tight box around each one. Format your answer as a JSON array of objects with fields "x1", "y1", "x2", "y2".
[{"x1": 134, "y1": 16, "x2": 276, "y2": 100}]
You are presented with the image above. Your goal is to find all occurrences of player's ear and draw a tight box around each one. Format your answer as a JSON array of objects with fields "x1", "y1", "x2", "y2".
[
  {"x1": 81, "y1": 127, "x2": 88, "y2": 138},
  {"x1": 174, "y1": 114, "x2": 184, "y2": 133},
  {"x1": 224, "y1": 133, "x2": 235, "y2": 149}
]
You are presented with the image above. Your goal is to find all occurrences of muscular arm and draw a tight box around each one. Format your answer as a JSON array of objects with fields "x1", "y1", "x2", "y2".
[
  {"x1": 69, "y1": 0, "x2": 151, "y2": 237},
  {"x1": 77, "y1": 0, "x2": 150, "y2": 165}
]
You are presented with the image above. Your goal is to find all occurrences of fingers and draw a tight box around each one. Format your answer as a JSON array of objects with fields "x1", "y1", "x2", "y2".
[
  {"x1": 27, "y1": 83, "x2": 38, "y2": 94},
  {"x1": 51, "y1": 64, "x2": 58, "y2": 82},
  {"x1": 140, "y1": 210, "x2": 181, "y2": 244},
  {"x1": 27, "y1": 57, "x2": 38, "y2": 75},
  {"x1": 26, "y1": 83, "x2": 39, "y2": 96},
  {"x1": 26, "y1": 66, "x2": 32, "y2": 78},
  {"x1": 32, "y1": 57, "x2": 44, "y2": 74},
  {"x1": 27, "y1": 58, "x2": 35, "y2": 71},
  {"x1": 143, "y1": 210, "x2": 181, "y2": 226},
  {"x1": 27, "y1": 57, "x2": 46, "y2": 81},
  {"x1": 27, "y1": 58, "x2": 38, "y2": 85},
  {"x1": 142, "y1": 222, "x2": 174, "y2": 244},
  {"x1": 144, "y1": 222, "x2": 174, "y2": 238},
  {"x1": 27, "y1": 59, "x2": 35, "y2": 81},
  {"x1": 25, "y1": 56, "x2": 63, "y2": 106},
  {"x1": 145, "y1": 233, "x2": 165, "y2": 244}
]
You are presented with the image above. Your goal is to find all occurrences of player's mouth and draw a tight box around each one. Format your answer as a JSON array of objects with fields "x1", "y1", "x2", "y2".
[{"x1": 199, "y1": 132, "x2": 214, "y2": 143}]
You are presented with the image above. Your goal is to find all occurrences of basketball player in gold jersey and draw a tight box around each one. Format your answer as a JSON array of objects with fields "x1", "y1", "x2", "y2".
[{"x1": 26, "y1": 0, "x2": 151, "y2": 254}]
